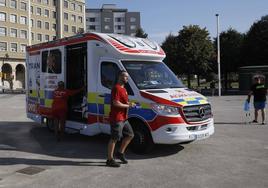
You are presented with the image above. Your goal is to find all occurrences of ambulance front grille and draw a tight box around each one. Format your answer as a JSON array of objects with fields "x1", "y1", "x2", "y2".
[{"x1": 182, "y1": 104, "x2": 212, "y2": 122}]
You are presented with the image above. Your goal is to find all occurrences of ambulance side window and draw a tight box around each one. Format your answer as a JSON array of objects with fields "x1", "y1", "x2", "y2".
[
  {"x1": 101, "y1": 62, "x2": 134, "y2": 95},
  {"x1": 42, "y1": 49, "x2": 62, "y2": 74},
  {"x1": 101, "y1": 62, "x2": 120, "y2": 89}
]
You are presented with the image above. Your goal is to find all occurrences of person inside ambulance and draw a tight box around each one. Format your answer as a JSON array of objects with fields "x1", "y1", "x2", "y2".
[
  {"x1": 52, "y1": 81, "x2": 84, "y2": 141},
  {"x1": 47, "y1": 53, "x2": 61, "y2": 74}
]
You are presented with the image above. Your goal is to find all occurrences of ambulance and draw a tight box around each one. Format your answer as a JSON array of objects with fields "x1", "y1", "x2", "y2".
[{"x1": 26, "y1": 32, "x2": 214, "y2": 153}]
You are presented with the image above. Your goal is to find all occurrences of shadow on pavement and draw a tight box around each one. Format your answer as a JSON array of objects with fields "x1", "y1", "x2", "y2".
[{"x1": 0, "y1": 121, "x2": 184, "y2": 166}]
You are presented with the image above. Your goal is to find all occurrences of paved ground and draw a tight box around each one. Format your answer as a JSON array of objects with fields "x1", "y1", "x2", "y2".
[{"x1": 0, "y1": 94, "x2": 267, "y2": 188}]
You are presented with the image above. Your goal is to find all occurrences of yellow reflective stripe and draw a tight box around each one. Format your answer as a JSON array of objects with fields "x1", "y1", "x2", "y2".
[
  {"x1": 199, "y1": 100, "x2": 207, "y2": 104},
  {"x1": 185, "y1": 97, "x2": 195, "y2": 101},
  {"x1": 97, "y1": 97, "x2": 104, "y2": 104},
  {"x1": 40, "y1": 90, "x2": 45, "y2": 98},
  {"x1": 141, "y1": 102, "x2": 150, "y2": 109},
  {"x1": 178, "y1": 101, "x2": 188, "y2": 105},
  {"x1": 88, "y1": 92, "x2": 97, "y2": 103},
  {"x1": 104, "y1": 104, "x2": 111, "y2": 116},
  {"x1": 29, "y1": 90, "x2": 38, "y2": 97},
  {"x1": 45, "y1": 99, "x2": 53, "y2": 107}
]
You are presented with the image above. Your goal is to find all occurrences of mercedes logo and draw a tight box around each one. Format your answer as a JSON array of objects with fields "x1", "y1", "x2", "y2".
[{"x1": 198, "y1": 107, "x2": 206, "y2": 119}]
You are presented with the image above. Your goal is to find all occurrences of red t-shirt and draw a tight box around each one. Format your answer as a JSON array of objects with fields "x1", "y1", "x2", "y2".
[
  {"x1": 52, "y1": 88, "x2": 82, "y2": 116},
  {"x1": 109, "y1": 84, "x2": 128, "y2": 123}
]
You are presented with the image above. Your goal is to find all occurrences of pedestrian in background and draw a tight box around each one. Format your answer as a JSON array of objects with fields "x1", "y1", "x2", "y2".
[
  {"x1": 247, "y1": 76, "x2": 267, "y2": 125},
  {"x1": 210, "y1": 81, "x2": 215, "y2": 96}
]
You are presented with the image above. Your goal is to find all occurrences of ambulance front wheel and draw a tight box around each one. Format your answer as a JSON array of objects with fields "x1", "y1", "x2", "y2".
[
  {"x1": 130, "y1": 120, "x2": 154, "y2": 154},
  {"x1": 46, "y1": 118, "x2": 55, "y2": 132}
]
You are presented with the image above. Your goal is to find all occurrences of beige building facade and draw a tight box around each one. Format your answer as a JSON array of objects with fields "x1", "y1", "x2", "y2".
[{"x1": 0, "y1": 0, "x2": 85, "y2": 90}]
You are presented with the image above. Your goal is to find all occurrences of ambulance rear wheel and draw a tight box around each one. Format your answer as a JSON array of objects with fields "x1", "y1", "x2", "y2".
[
  {"x1": 46, "y1": 118, "x2": 55, "y2": 132},
  {"x1": 130, "y1": 120, "x2": 154, "y2": 154}
]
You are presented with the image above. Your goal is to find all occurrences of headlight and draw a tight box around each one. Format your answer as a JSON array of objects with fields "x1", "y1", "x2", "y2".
[{"x1": 151, "y1": 103, "x2": 180, "y2": 116}]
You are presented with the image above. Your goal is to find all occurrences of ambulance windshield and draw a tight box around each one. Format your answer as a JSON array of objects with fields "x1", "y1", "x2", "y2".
[{"x1": 122, "y1": 61, "x2": 185, "y2": 90}]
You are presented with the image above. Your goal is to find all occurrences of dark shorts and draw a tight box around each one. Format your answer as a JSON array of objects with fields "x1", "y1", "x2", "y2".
[
  {"x1": 254, "y1": 101, "x2": 266, "y2": 110},
  {"x1": 110, "y1": 120, "x2": 134, "y2": 141}
]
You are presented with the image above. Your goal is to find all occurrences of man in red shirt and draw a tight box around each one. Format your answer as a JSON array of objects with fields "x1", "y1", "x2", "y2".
[
  {"x1": 52, "y1": 81, "x2": 84, "y2": 141},
  {"x1": 106, "y1": 70, "x2": 135, "y2": 167}
]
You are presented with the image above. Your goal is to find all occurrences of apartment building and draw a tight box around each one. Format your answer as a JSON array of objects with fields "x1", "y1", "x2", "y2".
[
  {"x1": 0, "y1": 0, "x2": 85, "y2": 90},
  {"x1": 86, "y1": 4, "x2": 140, "y2": 36}
]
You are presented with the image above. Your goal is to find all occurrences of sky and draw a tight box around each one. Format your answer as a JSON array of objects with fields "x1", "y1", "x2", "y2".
[{"x1": 86, "y1": 0, "x2": 268, "y2": 44}]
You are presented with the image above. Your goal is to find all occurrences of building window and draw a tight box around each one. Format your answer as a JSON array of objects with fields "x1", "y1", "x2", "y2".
[
  {"x1": 64, "y1": 25, "x2": 68, "y2": 32},
  {"x1": 10, "y1": 28, "x2": 17, "y2": 37},
  {"x1": 20, "y1": 2, "x2": 26, "y2": 11},
  {"x1": 30, "y1": 6, "x2": 33, "y2": 14},
  {"x1": 64, "y1": 13, "x2": 68, "y2": 20},
  {"x1": 37, "y1": 34, "x2": 42, "y2": 41},
  {"x1": 104, "y1": 25, "x2": 110, "y2": 30},
  {"x1": 64, "y1": 0, "x2": 68, "y2": 8},
  {"x1": 37, "y1": 20, "x2": 42, "y2": 28},
  {"x1": 45, "y1": 22, "x2": 49, "y2": 30},
  {"x1": 52, "y1": 11, "x2": 56, "y2": 18},
  {"x1": 130, "y1": 17, "x2": 136, "y2": 22},
  {"x1": 72, "y1": 26, "x2": 76, "y2": 33},
  {"x1": 130, "y1": 25, "x2": 136, "y2": 30},
  {"x1": 44, "y1": 35, "x2": 49, "y2": 42},
  {"x1": 37, "y1": 8, "x2": 41, "y2": 15},
  {"x1": 10, "y1": 14, "x2": 17, "y2": 23},
  {"x1": 78, "y1": 16, "x2": 82, "y2": 23},
  {"x1": 89, "y1": 25, "x2": 95, "y2": 30},
  {"x1": 115, "y1": 17, "x2": 124, "y2": 22},
  {"x1": 53, "y1": 0, "x2": 56, "y2": 6},
  {"x1": 71, "y1": 15, "x2": 76, "y2": 22},
  {"x1": 71, "y1": 3, "x2": 75, "y2": 10},
  {"x1": 31, "y1": 32, "x2": 34, "y2": 40},
  {"x1": 44, "y1": 9, "x2": 49, "y2": 17},
  {"x1": 115, "y1": 25, "x2": 122, "y2": 30},
  {"x1": 43, "y1": 0, "x2": 48, "y2": 5},
  {"x1": 89, "y1": 17, "x2": 95, "y2": 22},
  {"x1": 0, "y1": 27, "x2": 6, "y2": 36},
  {"x1": 37, "y1": 0, "x2": 41, "y2": 3},
  {"x1": 21, "y1": 44, "x2": 26, "y2": 52},
  {"x1": 78, "y1": 5, "x2": 82, "y2": 12},
  {"x1": 10, "y1": 0, "x2": 16, "y2": 8},
  {"x1": 20, "y1": 16, "x2": 27, "y2": 25},
  {"x1": 20, "y1": 30, "x2": 27, "y2": 39},
  {"x1": 10, "y1": 43, "x2": 17, "y2": 52},
  {"x1": 0, "y1": 42, "x2": 7, "y2": 51},
  {"x1": 30, "y1": 19, "x2": 34, "y2": 27},
  {"x1": 0, "y1": 12, "x2": 6, "y2": 21},
  {"x1": 104, "y1": 17, "x2": 111, "y2": 22},
  {"x1": 0, "y1": 0, "x2": 6, "y2": 6},
  {"x1": 52, "y1": 24, "x2": 56, "y2": 31}
]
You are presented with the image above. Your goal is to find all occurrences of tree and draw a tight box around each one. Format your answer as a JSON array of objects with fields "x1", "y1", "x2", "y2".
[
  {"x1": 135, "y1": 27, "x2": 148, "y2": 38},
  {"x1": 216, "y1": 28, "x2": 244, "y2": 89},
  {"x1": 161, "y1": 34, "x2": 179, "y2": 74},
  {"x1": 242, "y1": 15, "x2": 268, "y2": 66},
  {"x1": 176, "y1": 25, "x2": 214, "y2": 87}
]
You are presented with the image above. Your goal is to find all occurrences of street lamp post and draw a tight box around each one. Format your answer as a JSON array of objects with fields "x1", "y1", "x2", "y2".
[{"x1": 216, "y1": 14, "x2": 221, "y2": 96}]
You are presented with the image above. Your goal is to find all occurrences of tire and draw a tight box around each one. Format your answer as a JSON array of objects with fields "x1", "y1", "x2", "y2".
[
  {"x1": 46, "y1": 118, "x2": 55, "y2": 132},
  {"x1": 129, "y1": 120, "x2": 154, "y2": 154}
]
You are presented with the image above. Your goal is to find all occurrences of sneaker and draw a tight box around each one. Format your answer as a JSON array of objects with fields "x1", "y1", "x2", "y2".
[
  {"x1": 262, "y1": 122, "x2": 265, "y2": 125},
  {"x1": 106, "y1": 159, "x2": 120, "y2": 167},
  {"x1": 115, "y1": 152, "x2": 128, "y2": 164},
  {"x1": 252, "y1": 120, "x2": 258, "y2": 123}
]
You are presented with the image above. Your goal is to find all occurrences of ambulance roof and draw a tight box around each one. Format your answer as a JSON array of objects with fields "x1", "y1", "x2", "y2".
[{"x1": 26, "y1": 32, "x2": 166, "y2": 59}]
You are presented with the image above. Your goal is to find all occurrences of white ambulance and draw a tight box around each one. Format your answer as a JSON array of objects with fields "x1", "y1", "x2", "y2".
[{"x1": 26, "y1": 32, "x2": 214, "y2": 153}]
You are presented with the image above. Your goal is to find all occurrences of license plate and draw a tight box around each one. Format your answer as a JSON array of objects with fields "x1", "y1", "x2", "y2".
[{"x1": 194, "y1": 132, "x2": 209, "y2": 140}]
